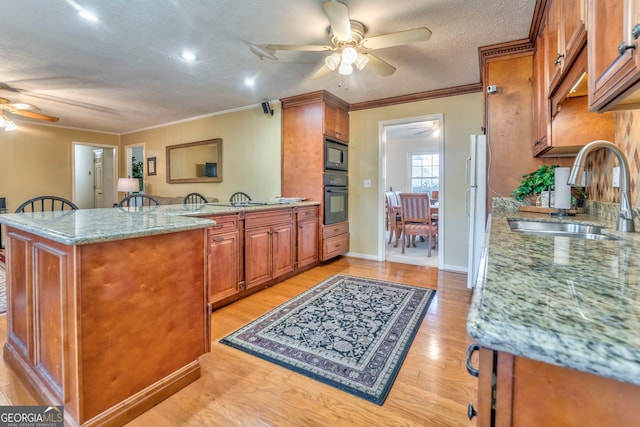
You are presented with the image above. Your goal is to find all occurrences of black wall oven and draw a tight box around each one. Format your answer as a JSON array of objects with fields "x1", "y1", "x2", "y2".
[{"x1": 324, "y1": 172, "x2": 348, "y2": 225}]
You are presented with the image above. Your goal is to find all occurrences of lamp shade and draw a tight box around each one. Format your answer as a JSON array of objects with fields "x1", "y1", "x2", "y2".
[{"x1": 117, "y1": 178, "x2": 139, "y2": 193}]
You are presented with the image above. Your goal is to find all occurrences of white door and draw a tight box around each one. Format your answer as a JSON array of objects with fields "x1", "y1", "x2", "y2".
[{"x1": 94, "y1": 149, "x2": 104, "y2": 208}]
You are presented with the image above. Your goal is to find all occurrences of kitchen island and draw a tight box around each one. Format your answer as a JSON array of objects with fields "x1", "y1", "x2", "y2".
[
  {"x1": 0, "y1": 201, "x2": 319, "y2": 426},
  {"x1": 467, "y1": 207, "x2": 640, "y2": 426}
]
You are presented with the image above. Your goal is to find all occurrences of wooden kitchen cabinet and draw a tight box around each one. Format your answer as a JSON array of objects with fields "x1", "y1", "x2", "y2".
[
  {"x1": 546, "y1": 0, "x2": 587, "y2": 93},
  {"x1": 207, "y1": 214, "x2": 242, "y2": 304},
  {"x1": 245, "y1": 209, "x2": 295, "y2": 289},
  {"x1": 282, "y1": 91, "x2": 350, "y2": 261},
  {"x1": 532, "y1": 30, "x2": 548, "y2": 152},
  {"x1": 296, "y1": 206, "x2": 319, "y2": 269},
  {"x1": 324, "y1": 102, "x2": 349, "y2": 143},
  {"x1": 588, "y1": 0, "x2": 640, "y2": 111},
  {"x1": 472, "y1": 347, "x2": 640, "y2": 426}
]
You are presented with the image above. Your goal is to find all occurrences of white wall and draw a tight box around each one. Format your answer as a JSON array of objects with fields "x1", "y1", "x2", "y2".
[{"x1": 386, "y1": 134, "x2": 439, "y2": 193}]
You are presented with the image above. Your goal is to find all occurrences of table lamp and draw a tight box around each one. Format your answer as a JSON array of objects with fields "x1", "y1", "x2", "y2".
[{"x1": 117, "y1": 178, "x2": 140, "y2": 197}]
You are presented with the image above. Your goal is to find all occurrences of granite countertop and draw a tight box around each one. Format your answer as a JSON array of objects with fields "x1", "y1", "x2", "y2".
[
  {"x1": 467, "y1": 209, "x2": 640, "y2": 387},
  {"x1": 0, "y1": 200, "x2": 320, "y2": 245}
]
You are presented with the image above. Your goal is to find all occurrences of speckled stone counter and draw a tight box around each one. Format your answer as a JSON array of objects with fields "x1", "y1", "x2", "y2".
[
  {"x1": 0, "y1": 201, "x2": 320, "y2": 245},
  {"x1": 467, "y1": 208, "x2": 640, "y2": 387}
]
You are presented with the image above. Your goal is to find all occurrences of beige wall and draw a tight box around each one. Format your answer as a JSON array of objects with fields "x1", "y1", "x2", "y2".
[
  {"x1": 349, "y1": 92, "x2": 484, "y2": 271},
  {"x1": 0, "y1": 125, "x2": 119, "y2": 211},
  {"x1": 120, "y1": 105, "x2": 282, "y2": 202}
]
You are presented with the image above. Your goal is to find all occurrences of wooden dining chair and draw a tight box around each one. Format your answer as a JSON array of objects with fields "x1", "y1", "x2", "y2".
[
  {"x1": 229, "y1": 192, "x2": 251, "y2": 205},
  {"x1": 398, "y1": 192, "x2": 437, "y2": 256},
  {"x1": 385, "y1": 191, "x2": 402, "y2": 246}
]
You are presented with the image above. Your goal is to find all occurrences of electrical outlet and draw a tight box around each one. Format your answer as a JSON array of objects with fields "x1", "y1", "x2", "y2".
[{"x1": 613, "y1": 167, "x2": 620, "y2": 188}]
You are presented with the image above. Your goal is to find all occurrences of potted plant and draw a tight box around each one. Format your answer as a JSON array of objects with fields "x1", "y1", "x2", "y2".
[{"x1": 512, "y1": 165, "x2": 558, "y2": 203}]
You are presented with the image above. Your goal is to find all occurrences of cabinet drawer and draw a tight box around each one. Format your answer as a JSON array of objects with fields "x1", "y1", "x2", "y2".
[
  {"x1": 297, "y1": 206, "x2": 318, "y2": 222},
  {"x1": 245, "y1": 209, "x2": 293, "y2": 228},
  {"x1": 323, "y1": 222, "x2": 349, "y2": 238},
  {"x1": 323, "y1": 232, "x2": 349, "y2": 260},
  {"x1": 208, "y1": 215, "x2": 239, "y2": 235}
]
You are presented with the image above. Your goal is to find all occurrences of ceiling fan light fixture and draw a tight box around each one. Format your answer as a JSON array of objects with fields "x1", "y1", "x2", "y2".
[
  {"x1": 5, "y1": 118, "x2": 17, "y2": 131},
  {"x1": 0, "y1": 115, "x2": 6, "y2": 128},
  {"x1": 338, "y1": 62, "x2": 353, "y2": 75},
  {"x1": 324, "y1": 53, "x2": 341, "y2": 71},
  {"x1": 341, "y1": 46, "x2": 358, "y2": 65},
  {"x1": 354, "y1": 53, "x2": 369, "y2": 70}
]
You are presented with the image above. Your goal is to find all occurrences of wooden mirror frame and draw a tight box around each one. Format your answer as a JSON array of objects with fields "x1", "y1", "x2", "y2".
[{"x1": 166, "y1": 138, "x2": 222, "y2": 184}]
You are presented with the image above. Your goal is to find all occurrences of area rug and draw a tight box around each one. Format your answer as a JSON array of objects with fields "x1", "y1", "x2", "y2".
[{"x1": 220, "y1": 274, "x2": 436, "y2": 405}]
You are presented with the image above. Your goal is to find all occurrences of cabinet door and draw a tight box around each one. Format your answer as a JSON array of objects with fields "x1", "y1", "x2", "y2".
[
  {"x1": 272, "y1": 222, "x2": 294, "y2": 278},
  {"x1": 588, "y1": 0, "x2": 640, "y2": 111},
  {"x1": 324, "y1": 104, "x2": 349, "y2": 142},
  {"x1": 546, "y1": 0, "x2": 563, "y2": 90},
  {"x1": 245, "y1": 226, "x2": 272, "y2": 289},
  {"x1": 297, "y1": 219, "x2": 319, "y2": 268},
  {"x1": 533, "y1": 30, "x2": 549, "y2": 155},
  {"x1": 208, "y1": 231, "x2": 240, "y2": 303}
]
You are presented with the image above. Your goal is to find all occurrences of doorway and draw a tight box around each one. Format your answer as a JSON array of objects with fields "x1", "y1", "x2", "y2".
[
  {"x1": 72, "y1": 142, "x2": 118, "y2": 208},
  {"x1": 379, "y1": 114, "x2": 444, "y2": 268}
]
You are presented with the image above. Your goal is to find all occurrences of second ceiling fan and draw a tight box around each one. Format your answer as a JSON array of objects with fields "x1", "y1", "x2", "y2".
[{"x1": 248, "y1": 0, "x2": 432, "y2": 79}]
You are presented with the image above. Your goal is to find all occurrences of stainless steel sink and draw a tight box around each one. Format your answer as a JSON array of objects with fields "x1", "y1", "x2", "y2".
[{"x1": 508, "y1": 219, "x2": 620, "y2": 240}]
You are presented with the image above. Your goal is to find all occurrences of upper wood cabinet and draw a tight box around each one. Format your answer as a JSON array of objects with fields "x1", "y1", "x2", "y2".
[
  {"x1": 533, "y1": 30, "x2": 549, "y2": 153},
  {"x1": 588, "y1": 0, "x2": 640, "y2": 111},
  {"x1": 324, "y1": 103, "x2": 349, "y2": 142},
  {"x1": 546, "y1": 0, "x2": 587, "y2": 93}
]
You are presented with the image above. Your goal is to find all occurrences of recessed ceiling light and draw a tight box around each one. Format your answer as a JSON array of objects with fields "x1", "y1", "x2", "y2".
[
  {"x1": 181, "y1": 51, "x2": 196, "y2": 61},
  {"x1": 78, "y1": 10, "x2": 98, "y2": 21},
  {"x1": 244, "y1": 78, "x2": 255, "y2": 87}
]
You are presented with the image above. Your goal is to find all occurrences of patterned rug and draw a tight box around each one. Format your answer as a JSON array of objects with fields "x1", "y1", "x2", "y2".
[{"x1": 220, "y1": 274, "x2": 436, "y2": 405}]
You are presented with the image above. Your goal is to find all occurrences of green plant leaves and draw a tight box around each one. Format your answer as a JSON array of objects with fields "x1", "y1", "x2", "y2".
[{"x1": 511, "y1": 165, "x2": 558, "y2": 201}]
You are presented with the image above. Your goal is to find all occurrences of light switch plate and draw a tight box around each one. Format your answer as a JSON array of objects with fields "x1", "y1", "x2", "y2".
[
  {"x1": 613, "y1": 167, "x2": 620, "y2": 188},
  {"x1": 363, "y1": 179, "x2": 371, "y2": 188}
]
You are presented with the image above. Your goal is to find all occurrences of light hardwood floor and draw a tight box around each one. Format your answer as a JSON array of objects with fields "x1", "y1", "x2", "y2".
[{"x1": 0, "y1": 256, "x2": 477, "y2": 426}]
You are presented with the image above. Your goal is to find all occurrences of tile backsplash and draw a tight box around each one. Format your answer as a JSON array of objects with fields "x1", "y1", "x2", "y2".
[{"x1": 589, "y1": 110, "x2": 640, "y2": 206}]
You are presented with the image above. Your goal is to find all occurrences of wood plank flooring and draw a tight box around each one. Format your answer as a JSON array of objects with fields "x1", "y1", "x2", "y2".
[{"x1": 0, "y1": 256, "x2": 478, "y2": 426}]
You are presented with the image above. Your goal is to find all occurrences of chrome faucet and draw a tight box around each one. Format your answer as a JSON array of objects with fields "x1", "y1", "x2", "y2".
[{"x1": 568, "y1": 140, "x2": 635, "y2": 232}]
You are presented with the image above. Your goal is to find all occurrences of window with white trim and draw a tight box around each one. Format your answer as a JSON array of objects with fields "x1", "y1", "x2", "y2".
[{"x1": 408, "y1": 152, "x2": 439, "y2": 193}]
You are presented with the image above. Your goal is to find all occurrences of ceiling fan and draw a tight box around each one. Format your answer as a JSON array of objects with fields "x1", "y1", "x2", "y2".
[
  {"x1": 247, "y1": 0, "x2": 432, "y2": 79},
  {"x1": 0, "y1": 97, "x2": 60, "y2": 127}
]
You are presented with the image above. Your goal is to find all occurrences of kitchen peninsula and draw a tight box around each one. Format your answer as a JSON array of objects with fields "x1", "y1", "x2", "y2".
[
  {"x1": 467, "y1": 207, "x2": 640, "y2": 426},
  {"x1": 0, "y1": 200, "x2": 319, "y2": 426}
]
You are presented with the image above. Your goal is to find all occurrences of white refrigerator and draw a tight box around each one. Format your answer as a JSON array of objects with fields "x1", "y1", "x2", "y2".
[{"x1": 466, "y1": 134, "x2": 488, "y2": 288}]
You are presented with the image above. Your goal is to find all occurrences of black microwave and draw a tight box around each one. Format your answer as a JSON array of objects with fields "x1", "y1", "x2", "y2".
[{"x1": 324, "y1": 138, "x2": 348, "y2": 172}]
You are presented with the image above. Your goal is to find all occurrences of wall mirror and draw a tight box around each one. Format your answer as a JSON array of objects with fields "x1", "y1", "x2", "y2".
[{"x1": 166, "y1": 138, "x2": 222, "y2": 183}]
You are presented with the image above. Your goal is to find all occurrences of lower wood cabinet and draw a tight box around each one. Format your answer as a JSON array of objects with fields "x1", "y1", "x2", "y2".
[
  {"x1": 245, "y1": 209, "x2": 295, "y2": 289},
  {"x1": 297, "y1": 206, "x2": 319, "y2": 268},
  {"x1": 207, "y1": 214, "x2": 242, "y2": 304},
  {"x1": 322, "y1": 221, "x2": 349, "y2": 260},
  {"x1": 470, "y1": 346, "x2": 640, "y2": 426},
  {"x1": 205, "y1": 206, "x2": 320, "y2": 309}
]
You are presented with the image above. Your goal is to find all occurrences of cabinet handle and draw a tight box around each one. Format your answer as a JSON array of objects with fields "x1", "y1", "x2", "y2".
[
  {"x1": 213, "y1": 223, "x2": 225, "y2": 229},
  {"x1": 632, "y1": 24, "x2": 640, "y2": 40},
  {"x1": 467, "y1": 403, "x2": 477, "y2": 420},
  {"x1": 534, "y1": 140, "x2": 540, "y2": 146},
  {"x1": 213, "y1": 237, "x2": 225, "y2": 242},
  {"x1": 465, "y1": 344, "x2": 480, "y2": 377},
  {"x1": 553, "y1": 53, "x2": 564, "y2": 66},
  {"x1": 618, "y1": 41, "x2": 636, "y2": 55}
]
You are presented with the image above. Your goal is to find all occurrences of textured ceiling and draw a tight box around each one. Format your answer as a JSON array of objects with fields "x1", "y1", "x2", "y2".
[{"x1": 0, "y1": 0, "x2": 536, "y2": 134}]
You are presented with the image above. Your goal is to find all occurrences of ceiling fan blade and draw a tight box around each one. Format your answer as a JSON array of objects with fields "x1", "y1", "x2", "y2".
[
  {"x1": 10, "y1": 109, "x2": 59, "y2": 122},
  {"x1": 264, "y1": 44, "x2": 333, "y2": 52},
  {"x1": 310, "y1": 64, "x2": 332, "y2": 80},
  {"x1": 361, "y1": 27, "x2": 432, "y2": 50},
  {"x1": 323, "y1": 0, "x2": 352, "y2": 42},
  {"x1": 365, "y1": 54, "x2": 396, "y2": 77},
  {"x1": 243, "y1": 41, "x2": 279, "y2": 61}
]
